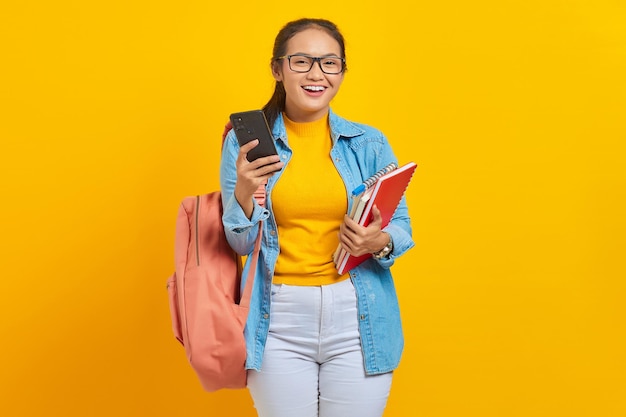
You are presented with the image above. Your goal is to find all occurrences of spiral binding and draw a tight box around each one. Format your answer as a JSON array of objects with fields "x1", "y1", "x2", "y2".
[{"x1": 362, "y1": 162, "x2": 398, "y2": 190}]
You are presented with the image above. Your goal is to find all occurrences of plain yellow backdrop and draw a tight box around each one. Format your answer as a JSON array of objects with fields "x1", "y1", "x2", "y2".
[{"x1": 1, "y1": 1, "x2": 625, "y2": 416}]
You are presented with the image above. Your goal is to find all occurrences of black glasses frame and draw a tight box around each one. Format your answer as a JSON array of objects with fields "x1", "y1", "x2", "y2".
[{"x1": 276, "y1": 54, "x2": 346, "y2": 74}]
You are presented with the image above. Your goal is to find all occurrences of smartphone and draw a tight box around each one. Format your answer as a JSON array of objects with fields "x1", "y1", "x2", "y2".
[{"x1": 229, "y1": 110, "x2": 278, "y2": 162}]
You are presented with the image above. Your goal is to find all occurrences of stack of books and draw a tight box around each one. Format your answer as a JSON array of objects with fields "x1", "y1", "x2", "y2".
[{"x1": 333, "y1": 161, "x2": 417, "y2": 275}]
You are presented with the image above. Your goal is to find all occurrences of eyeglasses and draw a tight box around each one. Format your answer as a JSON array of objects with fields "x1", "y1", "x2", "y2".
[{"x1": 276, "y1": 54, "x2": 345, "y2": 74}]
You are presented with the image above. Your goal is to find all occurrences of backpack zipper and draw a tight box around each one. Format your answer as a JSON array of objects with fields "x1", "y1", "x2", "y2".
[{"x1": 195, "y1": 195, "x2": 200, "y2": 266}]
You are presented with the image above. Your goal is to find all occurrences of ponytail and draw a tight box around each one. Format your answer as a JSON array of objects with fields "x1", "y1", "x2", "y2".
[{"x1": 262, "y1": 78, "x2": 286, "y2": 130}]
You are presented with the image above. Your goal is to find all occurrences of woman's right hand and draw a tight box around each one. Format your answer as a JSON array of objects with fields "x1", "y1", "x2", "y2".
[{"x1": 234, "y1": 139, "x2": 283, "y2": 218}]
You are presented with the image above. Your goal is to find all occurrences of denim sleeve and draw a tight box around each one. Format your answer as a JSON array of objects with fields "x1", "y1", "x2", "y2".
[{"x1": 220, "y1": 130, "x2": 270, "y2": 256}]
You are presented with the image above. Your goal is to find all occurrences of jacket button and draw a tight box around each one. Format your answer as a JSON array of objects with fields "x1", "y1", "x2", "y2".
[
  {"x1": 263, "y1": 313, "x2": 269, "y2": 319},
  {"x1": 270, "y1": 230, "x2": 276, "y2": 236},
  {"x1": 360, "y1": 314, "x2": 366, "y2": 320}
]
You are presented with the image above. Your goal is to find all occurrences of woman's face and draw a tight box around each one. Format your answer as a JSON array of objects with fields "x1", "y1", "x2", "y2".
[{"x1": 273, "y1": 28, "x2": 345, "y2": 123}]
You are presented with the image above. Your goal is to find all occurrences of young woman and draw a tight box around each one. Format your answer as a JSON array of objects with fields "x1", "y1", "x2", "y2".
[{"x1": 220, "y1": 18, "x2": 414, "y2": 417}]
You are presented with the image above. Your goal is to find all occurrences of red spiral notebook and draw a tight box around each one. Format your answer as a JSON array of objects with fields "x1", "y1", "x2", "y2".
[{"x1": 334, "y1": 162, "x2": 417, "y2": 275}]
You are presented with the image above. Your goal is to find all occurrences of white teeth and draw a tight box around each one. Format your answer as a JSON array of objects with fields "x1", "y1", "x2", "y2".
[{"x1": 303, "y1": 86, "x2": 325, "y2": 91}]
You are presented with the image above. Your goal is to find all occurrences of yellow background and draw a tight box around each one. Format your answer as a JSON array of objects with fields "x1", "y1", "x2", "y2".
[{"x1": 1, "y1": 1, "x2": 625, "y2": 416}]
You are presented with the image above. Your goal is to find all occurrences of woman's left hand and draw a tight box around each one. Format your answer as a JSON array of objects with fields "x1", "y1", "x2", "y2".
[{"x1": 338, "y1": 205, "x2": 390, "y2": 257}]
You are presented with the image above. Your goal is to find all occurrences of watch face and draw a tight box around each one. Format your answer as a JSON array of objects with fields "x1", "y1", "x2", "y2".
[{"x1": 373, "y1": 241, "x2": 392, "y2": 259}]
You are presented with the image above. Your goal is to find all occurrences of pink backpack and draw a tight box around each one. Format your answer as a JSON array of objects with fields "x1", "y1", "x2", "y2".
[{"x1": 166, "y1": 123, "x2": 264, "y2": 391}]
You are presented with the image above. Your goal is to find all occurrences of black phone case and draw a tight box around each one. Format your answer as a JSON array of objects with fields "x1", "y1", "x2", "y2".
[{"x1": 229, "y1": 110, "x2": 278, "y2": 162}]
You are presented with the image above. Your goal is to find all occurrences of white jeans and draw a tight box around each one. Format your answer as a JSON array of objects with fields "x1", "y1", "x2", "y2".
[{"x1": 247, "y1": 279, "x2": 393, "y2": 417}]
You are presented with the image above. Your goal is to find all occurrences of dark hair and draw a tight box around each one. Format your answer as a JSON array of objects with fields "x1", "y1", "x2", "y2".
[{"x1": 262, "y1": 18, "x2": 347, "y2": 128}]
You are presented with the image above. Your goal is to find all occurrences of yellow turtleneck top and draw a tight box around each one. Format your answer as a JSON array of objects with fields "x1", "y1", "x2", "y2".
[{"x1": 271, "y1": 114, "x2": 350, "y2": 286}]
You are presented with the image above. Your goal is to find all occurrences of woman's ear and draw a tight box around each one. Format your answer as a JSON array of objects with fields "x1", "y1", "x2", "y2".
[{"x1": 271, "y1": 61, "x2": 283, "y2": 81}]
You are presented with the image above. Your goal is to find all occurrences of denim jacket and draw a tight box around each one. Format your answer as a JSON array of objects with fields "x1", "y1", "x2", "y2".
[{"x1": 220, "y1": 109, "x2": 414, "y2": 374}]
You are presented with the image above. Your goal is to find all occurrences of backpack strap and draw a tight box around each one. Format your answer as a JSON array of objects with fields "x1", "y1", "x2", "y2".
[{"x1": 238, "y1": 221, "x2": 262, "y2": 309}]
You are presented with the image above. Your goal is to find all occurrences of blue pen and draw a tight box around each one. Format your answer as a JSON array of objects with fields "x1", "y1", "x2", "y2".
[{"x1": 351, "y1": 183, "x2": 366, "y2": 196}]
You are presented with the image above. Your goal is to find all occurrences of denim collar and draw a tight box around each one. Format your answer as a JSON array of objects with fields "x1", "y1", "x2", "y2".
[{"x1": 272, "y1": 108, "x2": 365, "y2": 146}]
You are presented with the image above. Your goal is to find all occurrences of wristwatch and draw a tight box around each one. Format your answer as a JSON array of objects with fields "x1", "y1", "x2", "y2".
[{"x1": 372, "y1": 235, "x2": 393, "y2": 260}]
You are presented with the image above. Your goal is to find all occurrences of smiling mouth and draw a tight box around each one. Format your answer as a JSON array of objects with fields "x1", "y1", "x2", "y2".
[{"x1": 302, "y1": 85, "x2": 326, "y2": 92}]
